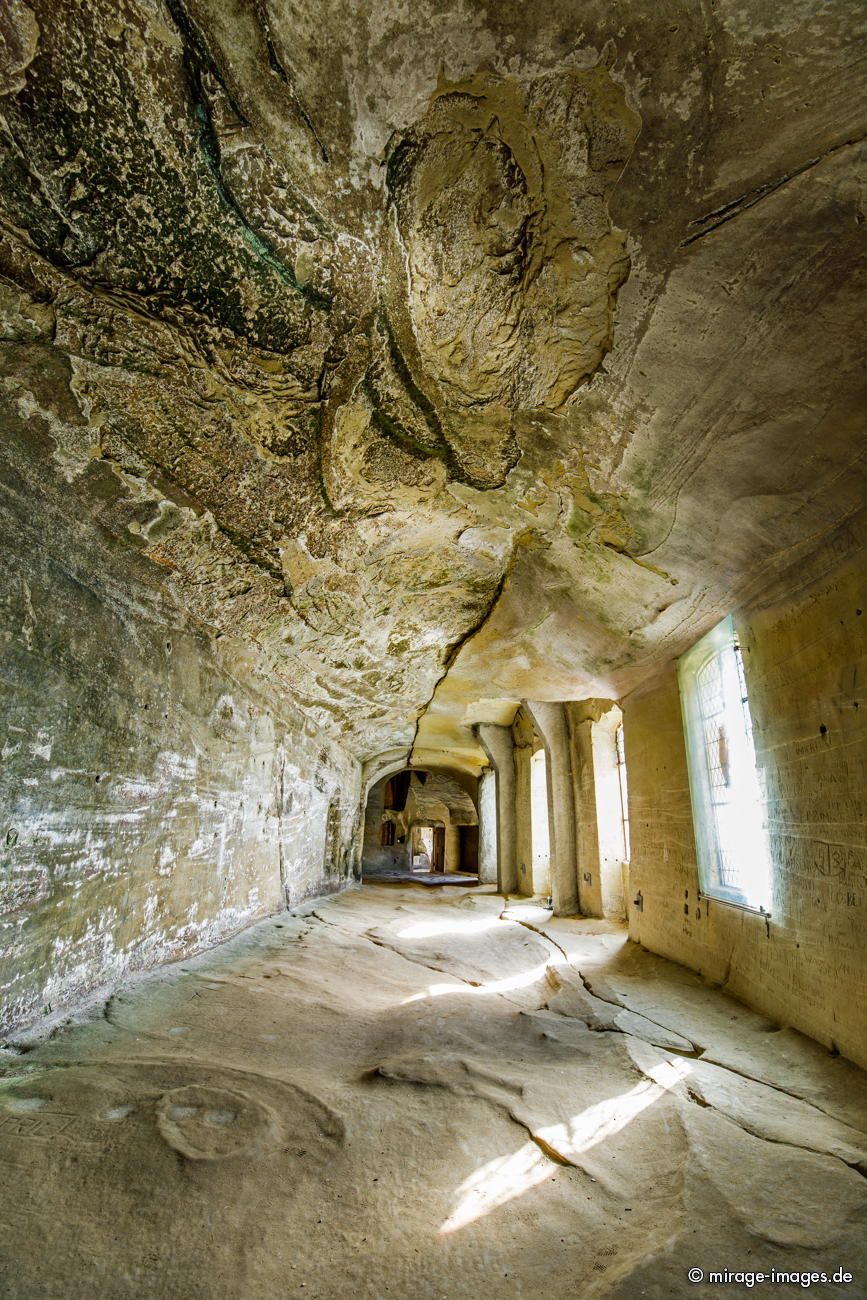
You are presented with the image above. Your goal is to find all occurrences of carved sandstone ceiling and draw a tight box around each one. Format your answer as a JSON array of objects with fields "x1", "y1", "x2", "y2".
[{"x1": 1, "y1": 0, "x2": 865, "y2": 772}]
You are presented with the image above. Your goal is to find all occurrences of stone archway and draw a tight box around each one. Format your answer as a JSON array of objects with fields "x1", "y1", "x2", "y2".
[{"x1": 361, "y1": 768, "x2": 479, "y2": 878}]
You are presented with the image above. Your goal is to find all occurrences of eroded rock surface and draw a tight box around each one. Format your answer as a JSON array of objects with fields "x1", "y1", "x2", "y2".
[
  {"x1": 1, "y1": 0, "x2": 866, "y2": 1154},
  {"x1": 1, "y1": 885, "x2": 863, "y2": 1298},
  {"x1": 2, "y1": 0, "x2": 862, "y2": 768}
]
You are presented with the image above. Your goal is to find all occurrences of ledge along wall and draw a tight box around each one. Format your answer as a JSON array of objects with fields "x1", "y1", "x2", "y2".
[
  {"x1": 0, "y1": 399, "x2": 360, "y2": 1036},
  {"x1": 623, "y1": 525, "x2": 867, "y2": 1069}
]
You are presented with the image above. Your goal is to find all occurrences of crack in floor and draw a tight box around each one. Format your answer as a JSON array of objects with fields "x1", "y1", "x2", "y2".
[
  {"x1": 348, "y1": 902, "x2": 866, "y2": 1178},
  {"x1": 500, "y1": 910, "x2": 570, "y2": 962},
  {"x1": 503, "y1": 909, "x2": 704, "y2": 1054},
  {"x1": 575, "y1": 970, "x2": 704, "y2": 1055},
  {"x1": 3, "y1": 883, "x2": 863, "y2": 1299},
  {"x1": 696, "y1": 1052, "x2": 863, "y2": 1129},
  {"x1": 498, "y1": 908, "x2": 865, "y2": 1168},
  {"x1": 311, "y1": 909, "x2": 486, "y2": 991},
  {"x1": 680, "y1": 1085, "x2": 867, "y2": 1180}
]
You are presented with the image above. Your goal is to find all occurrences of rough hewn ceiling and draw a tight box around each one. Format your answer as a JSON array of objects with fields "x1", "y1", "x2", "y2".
[{"x1": 2, "y1": 0, "x2": 865, "y2": 773}]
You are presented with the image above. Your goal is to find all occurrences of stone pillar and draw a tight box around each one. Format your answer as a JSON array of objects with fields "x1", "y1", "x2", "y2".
[
  {"x1": 445, "y1": 824, "x2": 461, "y2": 873},
  {"x1": 513, "y1": 738, "x2": 534, "y2": 897},
  {"x1": 570, "y1": 712, "x2": 603, "y2": 917},
  {"x1": 478, "y1": 724, "x2": 518, "y2": 894},
  {"x1": 477, "y1": 768, "x2": 498, "y2": 885},
  {"x1": 566, "y1": 700, "x2": 626, "y2": 919},
  {"x1": 525, "y1": 702, "x2": 580, "y2": 915}
]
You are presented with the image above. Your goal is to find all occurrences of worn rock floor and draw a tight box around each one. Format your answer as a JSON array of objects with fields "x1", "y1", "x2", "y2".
[{"x1": 1, "y1": 884, "x2": 865, "y2": 1299}]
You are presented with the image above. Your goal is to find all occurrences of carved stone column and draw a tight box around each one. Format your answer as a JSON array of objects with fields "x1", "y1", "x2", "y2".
[
  {"x1": 478, "y1": 724, "x2": 519, "y2": 894},
  {"x1": 525, "y1": 702, "x2": 580, "y2": 915},
  {"x1": 477, "y1": 767, "x2": 499, "y2": 886}
]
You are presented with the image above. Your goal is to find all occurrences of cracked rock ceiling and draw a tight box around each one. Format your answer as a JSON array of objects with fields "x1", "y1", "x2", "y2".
[{"x1": 1, "y1": 0, "x2": 865, "y2": 773}]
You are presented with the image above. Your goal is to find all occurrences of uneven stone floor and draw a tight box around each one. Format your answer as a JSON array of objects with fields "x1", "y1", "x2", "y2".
[{"x1": 1, "y1": 884, "x2": 865, "y2": 1299}]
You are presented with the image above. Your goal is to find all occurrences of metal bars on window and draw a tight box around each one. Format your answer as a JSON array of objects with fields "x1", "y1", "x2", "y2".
[
  {"x1": 615, "y1": 722, "x2": 630, "y2": 862},
  {"x1": 678, "y1": 615, "x2": 771, "y2": 912}
]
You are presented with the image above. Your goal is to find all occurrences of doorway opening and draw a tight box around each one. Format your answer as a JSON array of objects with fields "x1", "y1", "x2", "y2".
[
  {"x1": 590, "y1": 706, "x2": 628, "y2": 919},
  {"x1": 530, "y1": 747, "x2": 550, "y2": 895},
  {"x1": 411, "y1": 822, "x2": 445, "y2": 873},
  {"x1": 361, "y1": 767, "x2": 480, "y2": 880}
]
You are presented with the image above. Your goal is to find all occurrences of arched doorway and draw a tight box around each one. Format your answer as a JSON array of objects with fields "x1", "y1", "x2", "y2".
[{"x1": 360, "y1": 768, "x2": 479, "y2": 879}]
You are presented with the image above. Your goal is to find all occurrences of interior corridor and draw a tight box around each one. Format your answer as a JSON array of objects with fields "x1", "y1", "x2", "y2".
[
  {"x1": 1, "y1": 881, "x2": 864, "y2": 1299},
  {"x1": 1, "y1": 2, "x2": 865, "y2": 1295}
]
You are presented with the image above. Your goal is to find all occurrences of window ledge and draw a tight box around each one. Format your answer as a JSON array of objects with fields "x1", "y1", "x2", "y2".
[{"x1": 699, "y1": 892, "x2": 771, "y2": 918}]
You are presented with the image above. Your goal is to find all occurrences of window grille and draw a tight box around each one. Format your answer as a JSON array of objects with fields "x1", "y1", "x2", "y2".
[
  {"x1": 678, "y1": 616, "x2": 770, "y2": 911},
  {"x1": 614, "y1": 723, "x2": 630, "y2": 862}
]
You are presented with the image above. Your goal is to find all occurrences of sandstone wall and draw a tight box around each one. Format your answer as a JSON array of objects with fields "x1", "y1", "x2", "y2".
[
  {"x1": 0, "y1": 414, "x2": 360, "y2": 1035},
  {"x1": 361, "y1": 779, "x2": 398, "y2": 875},
  {"x1": 568, "y1": 706, "x2": 604, "y2": 917},
  {"x1": 624, "y1": 543, "x2": 866, "y2": 1067}
]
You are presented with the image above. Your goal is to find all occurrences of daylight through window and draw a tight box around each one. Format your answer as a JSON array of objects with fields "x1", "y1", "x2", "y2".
[
  {"x1": 678, "y1": 616, "x2": 771, "y2": 911},
  {"x1": 614, "y1": 723, "x2": 630, "y2": 862}
]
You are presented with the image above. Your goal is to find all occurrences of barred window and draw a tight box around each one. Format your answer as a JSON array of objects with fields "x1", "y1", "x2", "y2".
[
  {"x1": 614, "y1": 723, "x2": 630, "y2": 862},
  {"x1": 678, "y1": 616, "x2": 770, "y2": 911}
]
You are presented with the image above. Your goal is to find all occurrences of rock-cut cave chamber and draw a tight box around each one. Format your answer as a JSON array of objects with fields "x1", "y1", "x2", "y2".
[{"x1": 0, "y1": 1, "x2": 865, "y2": 1296}]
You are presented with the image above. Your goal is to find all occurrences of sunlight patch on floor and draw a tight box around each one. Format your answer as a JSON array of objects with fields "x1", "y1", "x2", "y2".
[
  {"x1": 500, "y1": 903, "x2": 553, "y2": 924},
  {"x1": 439, "y1": 1058, "x2": 692, "y2": 1233},
  {"x1": 402, "y1": 961, "x2": 553, "y2": 1003},
  {"x1": 397, "y1": 916, "x2": 503, "y2": 940}
]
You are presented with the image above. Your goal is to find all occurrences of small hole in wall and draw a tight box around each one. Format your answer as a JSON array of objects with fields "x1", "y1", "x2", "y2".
[
  {"x1": 819, "y1": 724, "x2": 828, "y2": 735},
  {"x1": 165, "y1": 641, "x2": 172, "y2": 653},
  {"x1": 857, "y1": 609, "x2": 862, "y2": 616},
  {"x1": 95, "y1": 774, "x2": 101, "y2": 783}
]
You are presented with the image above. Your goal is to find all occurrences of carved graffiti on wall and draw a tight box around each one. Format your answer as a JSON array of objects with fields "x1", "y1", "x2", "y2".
[{"x1": 771, "y1": 834, "x2": 866, "y2": 889}]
